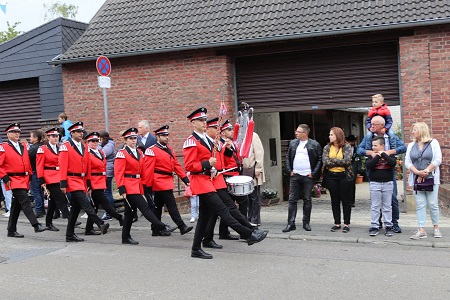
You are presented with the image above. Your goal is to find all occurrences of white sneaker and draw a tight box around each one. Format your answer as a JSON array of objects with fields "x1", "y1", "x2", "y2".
[
  {"x1": 410, "y1": 229, "x2": 427, "y2": 240},
  {"x1": 3, "y1": 211, "x2": 10, "y2": 218},
  {"x1": 190, "y1": 217, "x2": 196, "y2": 223},
  {"x1": 81, "y1": 213, "x2": 88, "y2": 219},
  {"x1": 434, "y1": 229, "x2": 442, "y2": 238}
]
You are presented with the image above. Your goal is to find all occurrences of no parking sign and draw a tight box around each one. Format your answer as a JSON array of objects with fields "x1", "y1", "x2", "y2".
[{"x1": 96, "y1": 56, "x2": 111, "y2": 76}]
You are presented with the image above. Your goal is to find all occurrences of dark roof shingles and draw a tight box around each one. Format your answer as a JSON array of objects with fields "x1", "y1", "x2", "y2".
[{"x1": 53, "y1": 0, "x2": 450, "y2": 63}]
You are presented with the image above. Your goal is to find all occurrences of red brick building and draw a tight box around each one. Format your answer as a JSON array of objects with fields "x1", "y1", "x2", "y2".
[{"x1": 50, "y1": 1, "x2": 450, "y2": 214}]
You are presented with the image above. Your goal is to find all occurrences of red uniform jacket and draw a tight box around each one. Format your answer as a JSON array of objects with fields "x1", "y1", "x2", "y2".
[
  {"x1": 222, "y1": 138, "x2": 242, "y2": 177},
  {"x1": 0, "y1": 141, "x2": 32, "y2": 190},
  {"x1": 36, "y1": 143, "x2": 60, "y2": 185},
  {"x1": 89, "y1": 149, "x2": 107, "y2": 190},
  {"x1": 114, "y1": 146, "x2": 145, "y2": 195},
  {"x1": 183, "y1": 133, "x2": 215, "y2": 195},
  {"x1": 59, "y1": 140, "x2": 91, "y2": 193},
  {"x1": 144, "y1": 143, "x2": 189, "y2": 191},
  {"x1": 207, "y1": 137, "x2": 227, "y2": 190}
]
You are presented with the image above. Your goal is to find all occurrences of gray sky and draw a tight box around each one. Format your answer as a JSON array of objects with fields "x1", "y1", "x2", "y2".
[{"x1": 0, "y1": 0, "x2": 107, "y2": 32}]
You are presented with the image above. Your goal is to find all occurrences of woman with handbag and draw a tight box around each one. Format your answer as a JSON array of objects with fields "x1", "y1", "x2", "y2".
[
  {"x1": 405, "y1": 122, "x2": 442, "y2": 239},
  {"x1": 322, "y1": 127, "x2": 353, "y2": 232}
]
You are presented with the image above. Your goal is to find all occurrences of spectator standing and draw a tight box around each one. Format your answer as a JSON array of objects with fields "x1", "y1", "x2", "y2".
[
  {"x1": 323, "y1": 127, "x2": 353, "y2": 233},
  {"x1": 28, "y1": 130, "x2": 46, "y2": 217},
  {"x1": 98, "y1": 130, "x2": 116, "y2": 220},
  {"x1": 404, "y1": 122, "x2": 442, "y2": 239},
  {"x1": 242, "y1": 132, "x2": 265, "y2": 225},
  {"x1": 357, "y1": 115, "x2": 406, "y2": 233},
  {"x1": 136, "y1": 120, "x2": 156, "y2": 212},
  {"x1": 365, "y1": 136, "x2": 396, "y2": 237},
  {"x1": 58, "y1": 112, "x2": 73, "y2": 142},
  {"x1": 282, "y1": 124, "x2": 322, "y2": 232}
]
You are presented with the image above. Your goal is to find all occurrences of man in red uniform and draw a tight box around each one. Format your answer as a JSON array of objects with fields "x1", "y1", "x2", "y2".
[
  {"x1": 143, "y1": 125, "x2": 193, "y2": 236},
  {"x1": 85, "y1": 132, "x2": 123, "y2": 235},
  {"x1": 183, "y1": 108, "x2": 267, "y2": 259},
  {"x1": 36, "y1": 127, "x2": 71, "y2": 232},
  {"x1": 0, "y1": 123, "x2": 46, "y2": 237},
  {"x1": 115, "y1": 127, "x2": 173, "y2": 245},
  {"x1": 59, "y1": 122, "x2": 109, "y2": 242}
]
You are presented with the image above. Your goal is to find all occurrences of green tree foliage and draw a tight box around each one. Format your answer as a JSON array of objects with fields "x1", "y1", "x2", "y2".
[
  {"x1": 44, "y1": 1, "x2": 79, "y2": 20},
  {"x1": 0, "y1": 22, "x2": 23, "y2": 44}
]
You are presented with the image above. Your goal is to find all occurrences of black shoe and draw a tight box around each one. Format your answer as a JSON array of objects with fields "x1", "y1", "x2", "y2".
[
  {"x1": 75, "y1": 221, "x2": 82, "y2": 227},
  {"x1": 330, "y1": 225, "x2": 341, "y2": 232},
  {"x1": 53, "y1": 210, "x2": 60, "y2": 220},
  {"x1": 98, "y1": 222, "x2": 110, "y2": 234},
  {"x1": 45, "y1": 224, "x2": 59, "y2": 232},
  {"x1": 66, "y1": 234, "x2": 84, "y2": 242},
  {"x1": 166, "y1": 224, "x2": 178, "y2": 232},
  {"x1": 118, "y1": 216, "x2": 124, "y2": 226},
  {"x1": 303, "y1": 223, "x2": 312, "y2": 231},
  {"x1": 393, "y1": 224, "x2": 402, "y2": 233},
  {"x1": 85, "y1": 229, "x2": 101, "y2": 235},
  {"x1": 202, "y1": 240, "x2": 223, "y2": 249},
  {"x1": 122, "y1": 237, "x2": 139, "y2": 245},
  {"x1": 179, "y1": 225, "x2": 193, "y2": 235},
  {"x1": 159, "y1": 225, "x2": 172, "y2": 236},
  {"x1": 282, "y1": 224, "x2": 296, "y2": 232},
  {"x1": 191, "y1": 249, "x2": 213, "y2": 259},
  {"x1": 7, "y1": 231, "x2": 24, "y2": 238},
  {"x1": 34, "y1": 223, "x2": 46, "y2": 233},
  {"x1": 219, "y1": 234, "x2": 239, "y2": 240},
  {"x1": 35, "y1": 212, "x2": 45, "y2": 218},
  {"x1": 246, "y1": 229, "x2": 268, "y2": 246}
]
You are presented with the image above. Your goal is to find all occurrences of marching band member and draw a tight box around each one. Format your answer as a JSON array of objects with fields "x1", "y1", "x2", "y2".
[
  {"x1": 0, "y1": 123, "x2": 46, "y2": 238},
  {"x1": 183, "y1": 108, "x2": 267, "y2": 259},
  {"x1": 59, "y1": 122, "x2": 110, "y2": 242},
  {"x1": 85, "y1": 132, "x2": 123, "y2": 235},
  {"x1": 36, "y1": 127, "x2": 71, "y2": 232},
  {"x1": 143, "y1": 125, "x2": 193, "y2": 236},
  {"x1": 203, "y1": 118, "x2": 257, "y2": 247},
  {"x1": 115, "y1": 127, "x2": 172, "y2": 245}
]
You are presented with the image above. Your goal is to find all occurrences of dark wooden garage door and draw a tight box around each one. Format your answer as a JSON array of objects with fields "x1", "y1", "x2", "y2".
[
  {"x1": 235, "y1": 42, "x2": 399, "y2": 112},
  {"x1": 0, "y1": 78, "x2": 42, "y2": 141}
]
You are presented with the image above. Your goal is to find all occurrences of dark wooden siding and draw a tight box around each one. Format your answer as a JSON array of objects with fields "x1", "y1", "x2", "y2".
[
  {"x1": 0, "y1": 19, "x2": 87, "y2": 120},
  {"x1": 235, "y1": 42, "x2": 399, "y2": 112}
]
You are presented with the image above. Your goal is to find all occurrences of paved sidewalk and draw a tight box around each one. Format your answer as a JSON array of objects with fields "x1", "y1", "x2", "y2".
[{"x1": 1, "y1": 181, "x2": 449, "y2": 248}]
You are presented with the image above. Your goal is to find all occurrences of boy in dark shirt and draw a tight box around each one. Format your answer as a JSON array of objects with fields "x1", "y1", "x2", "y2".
[{"x1": 366, "y1": 136, "x2": 397, "y2": 236}]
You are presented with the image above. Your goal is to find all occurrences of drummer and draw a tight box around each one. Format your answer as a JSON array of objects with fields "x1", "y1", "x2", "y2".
[
  {"x1": 183, "y1": 108, "x2": 267, "y2": 259},
  {"x1": 202, "y1": 117, "x2": 256, "y2": 246}
]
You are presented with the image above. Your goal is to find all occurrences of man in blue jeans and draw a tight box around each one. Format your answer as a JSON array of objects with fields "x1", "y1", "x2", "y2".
[
  {"x1": 28, "y1": 130, "x2": 45, "y2": 218},
  {"x1": 357, "y1": 116, "x2": 407, "y2": 233}
]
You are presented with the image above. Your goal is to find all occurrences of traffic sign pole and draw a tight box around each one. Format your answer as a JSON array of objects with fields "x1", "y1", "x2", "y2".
[{"x1": 103, "y1": 87, "x2": 109, "y2": 132}]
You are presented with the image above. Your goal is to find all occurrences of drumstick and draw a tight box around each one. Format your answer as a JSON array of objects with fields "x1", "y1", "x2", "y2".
[
  {"x1": 124, "y1": 196, "x2": 133, "y2": 212},
  {"x1": 217, "y1": 167, "x2": 238, "y2": 175}
]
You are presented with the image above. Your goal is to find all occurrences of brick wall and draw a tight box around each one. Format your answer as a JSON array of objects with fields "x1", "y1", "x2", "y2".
[
  {"x1": 62, "y1": 49, "x2": 235, "y2": 159},
  {"x1": 400, "y1": 24, "x2": 450, "y2": 215}
]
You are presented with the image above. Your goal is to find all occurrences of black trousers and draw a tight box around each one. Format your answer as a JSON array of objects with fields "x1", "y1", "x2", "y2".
[
  {"x1": 214, "y1": 189, "x2": 252, "y2": 239},
  {"x1": 66, "y1": 190, "x2": 103, "y2": 236},
  {"x1": 151, "y1": 190, "x2": 185, "y2": 231},
  {"x1": 287, "y1": 174, "x2": 314, "y2": 225},
  {"x1": 326, "y1": 172, "x2": 352, "y2": 225},
  {"x1": 45, "y1": 183, "x2": 70, "y2": 226},
  {"x1": 122, "y1": 194, "x2": 165, "y2": 240},
  {"x1": 86, "y1": 189, "x2": 122, "y2": 232},
  {"x1": 192, "y1": 192, "x2": 253, "y2": 250},
  {"x1": 7, "y1": 188, "x2": 39, "y2": 233}
]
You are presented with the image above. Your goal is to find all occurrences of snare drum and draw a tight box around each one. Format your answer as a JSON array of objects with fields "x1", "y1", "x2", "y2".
[{"x1": 225, "y1": 175, "x2": 254, "y2": 196}]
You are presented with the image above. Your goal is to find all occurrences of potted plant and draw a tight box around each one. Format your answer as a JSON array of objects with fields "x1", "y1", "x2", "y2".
[{"x1": 261, "y1": 188, "x2": 280, "y2": 206}]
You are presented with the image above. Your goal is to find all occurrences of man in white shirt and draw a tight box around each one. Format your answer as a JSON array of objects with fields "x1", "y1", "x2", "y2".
[
  {"x1": 283, "y1": 124, "x2": 322, "y2": 232},
  {"x1": 137, "y1": 120, "x2": 157, "y2": 151}
]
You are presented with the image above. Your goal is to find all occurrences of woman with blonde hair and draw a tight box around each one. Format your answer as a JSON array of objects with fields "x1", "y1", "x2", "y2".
[
  {"x1": 405, "y1": 122, "x2": 442, "y2": 239},
  {"x1": 322, "y1": 127, "x2": 353, "y2": 232}
]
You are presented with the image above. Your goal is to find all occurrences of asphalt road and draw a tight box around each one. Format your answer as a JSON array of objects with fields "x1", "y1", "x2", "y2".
[{"x1": 1, "y1": 225, "x2": 449, "y2": 300}]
